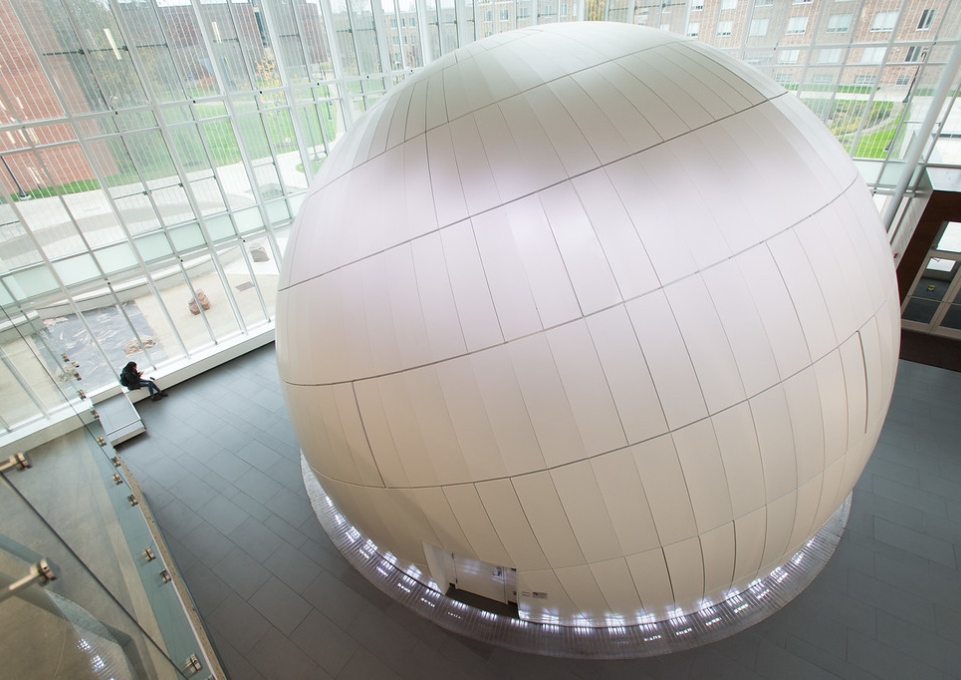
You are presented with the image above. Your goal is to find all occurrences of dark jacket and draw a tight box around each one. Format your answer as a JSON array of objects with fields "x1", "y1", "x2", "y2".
[{"x1": 120, "y1": 363, "x2": 141, "y2": 389}]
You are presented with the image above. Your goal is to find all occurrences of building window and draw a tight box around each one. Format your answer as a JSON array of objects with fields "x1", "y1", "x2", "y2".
[
  {"x1": 500, "y1": 9, "x2": 509, "y2": 20},
  {"x1": 716, "y1": 20, "x2": 733, "y2": 36},
  {"x1": 811, "y1": 74, "x2": 834, "y2": 85},
  {"x1": 750, "y1": 19, "x2": 769, "y2": 37},
  {"x1": 484, "y1": 10, "x2": 492, "y2": 20},
  {"x1": 896, "y1": 75, "x2": 911, "y2": 86},
  {"x1": 906, "y1": 45, "x2": 925, "y2": 62},
  {"x1": 721, "y1": 0, "x2": 736, "y2": 10},
  {"x1": 687, "y1": 22, "x2": 699, "y2": 37},
  {"x1": 854, "y1": 75, "x2": 876, "y2": 85},
  {"x1": 871, "y1": 11, "x2": 898, "y2": 32},
  {"x1": 774, "y1": 74, "x2": 794, "y2": 84},
  {"x1": 793, "y1": 0, "x2": 812, "y2": 4},
  {"x1": 816, "y1": 48, "x2": 842, "y2": 64},
  {"x1": 517, "y1": 7, "x2": 530, "y2": 18},
  {"x1": 778, "y1": 49, "x2": 800, "y2": 64},
  {"x1": 561, "y1": 4, "x2": 569, "y2": 14},
  {"x1": 918, "y1": 9, "x2": 935, "y2": 30},
  {"x1": 691, "y1": 0, "x2": 703, "y2": 10},
  {"x1": 861, "y1": 47, "x2": 886, "y2": 64},
  {"x1": 755, "y1": 0, "x2": 773, "y2": 6},
  {"x1": 826, "y1": 14, "x2": 852, "y2": 33},
  {"x1": 786, "y1": 17, "x2": 808, "y2": 34}
]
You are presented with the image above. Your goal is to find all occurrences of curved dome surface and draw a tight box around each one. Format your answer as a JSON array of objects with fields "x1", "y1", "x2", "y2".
[{"x1": 277, "y1": 21, "x2": 900, "y2": 626}]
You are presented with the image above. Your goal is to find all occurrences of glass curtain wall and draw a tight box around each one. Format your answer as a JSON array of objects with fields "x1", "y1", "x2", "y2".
[{"x1": 2, "y1": 0, "x2": 961, "y2": 436}]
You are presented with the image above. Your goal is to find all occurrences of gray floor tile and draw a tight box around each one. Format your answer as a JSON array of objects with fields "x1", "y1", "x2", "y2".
[
  {"x1": 207, "y1": 591, "x2": 273, "y2": 651},
  {"x1": 249, "y1": 576, "x2": 312, "y2": 636},
  {"x1": 216, "y1": 545, "x2": 273, "y2": 599},
  {"x1": 263, "y1": 542, "x2": 322, "y2": 593},
  {"x1": 246, "y1": 627, "x2": 327, "y2": 680},
  {"x1": 228, "y1": 515, "x2": 285, "y2": 563},
  {"x1": 289, "y1": 609, "x2": 360, "y2": 676},
  {"x1": 338, "y1": 647, "x2": 403, "y2": 680},
  {"x1": 180, "y1": 519, "x2": 236, "y2": 568},
  {"x1": 234, "y1": 467, "x2": 284, "y2": 505},
  {"x1": 874, "y1": 516, "x2": 958, "y2": 568},
  {"x1": 199, "y1": 493, "x2": 249, "y2": 536}
]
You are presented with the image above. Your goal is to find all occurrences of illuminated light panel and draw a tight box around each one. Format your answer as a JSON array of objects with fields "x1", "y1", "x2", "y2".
[{"x1": 303, "y1": 455, "x2": 852, "y2": 659}]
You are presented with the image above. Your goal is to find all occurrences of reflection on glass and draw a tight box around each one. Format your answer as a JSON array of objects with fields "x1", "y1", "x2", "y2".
[
  {"x1": 936, "y1": 222, "x2": 961, "y2": 253},
  {"x1": 903, "y1": 297, "x2": 940, "y2": 324},
  {"x1": 940, "y1": 304, "x2": 961, "y2": 330},
  {"x1": 913, "y1": 276, "x2": 950, "y2": 301}
]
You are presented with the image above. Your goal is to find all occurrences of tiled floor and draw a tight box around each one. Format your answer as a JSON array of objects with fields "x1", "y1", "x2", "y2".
[{"x1": 119, "y1": 345, "x2": 961, "y2": 679}]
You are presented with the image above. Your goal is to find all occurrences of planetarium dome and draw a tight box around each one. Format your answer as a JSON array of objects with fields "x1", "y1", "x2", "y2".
[{"x1": 277, "y1": 20, "x2": 899, "y2": 649}]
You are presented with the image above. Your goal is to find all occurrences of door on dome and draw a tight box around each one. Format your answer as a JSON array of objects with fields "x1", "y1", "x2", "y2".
[{"x1": 423, "y1": 544, "x2": 515, "y2": 604}]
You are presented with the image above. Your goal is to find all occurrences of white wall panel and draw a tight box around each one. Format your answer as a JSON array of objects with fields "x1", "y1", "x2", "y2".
[
  {"x1": 353, "y1": 379, "x2": 410, "y2": 487},
  {"x1": 648, "y1": 52, "x2": 736, "y2": 120},
  {"x1": 473, "y1": 104, "x2": 554, "y2": 205},
  {"x1": 768, "y1": 230, "x2": 837, "y2": 362},
  {"x1": 700, "y1": 522, "x2": 736, "y2": 600},
  {"x1": 665, "y1": 43, "x2": 762, "y2": 107},
  {"x1": 569, "y1": 70, "x2": 661, "y2": 159},
  {"x1": 795, "y1": 212, "x2": 859, "y2": 343},
  {"x1": 590, "y1": 558, "x2": 643, "y2": 617},
  {"x1": 701, "y1": 259, "x2": 780, "y2": 398},
  {"x1": 551, "y1": 461, "x2": 622, "y2": 563},
  {"x1": 411, "y1": 233, "x2": 468, "y2": 361},
  {"x1": 472, "y1": 208, "x2": 542, "y2": 340},
  {"x1": 672, "y1": 420, "x2": 734, "y2": 534},
  {"x1": 442, "y1": 484, "x2": 513, "y2": 567},
  {"x1": 815, "y1": 350, "x2": 849, "y2": 467},
  {"x1": 332, "y1": 383, "x2": 383, "y2": 487},
  {"x1": 626, "y1": 292, "x2": 708, "y2": 431},
  {"x1": 665, "y1": 275, "x2": 745, "y2": 414},
  {"x1": 735, "y1": 245, "x2": 811, "y2": 379},
  {"x1": 539, "y1": 183, "x2": 621, "y2": 315},
  {"x1": 814, "y1": 458, "x2": 847, "y2": 531},
  {"x1": 523, "y1": 86, "x2": 599, "y2": 177},
  {"x1": 426, "y1": 126, "x2": 469, "y2": 227},
  {"x1": 711, "y1": 403, "x2": 766, "y2": 520},
  {"x1": 555, "y1": 565, "x2": 612, "y2": 623},
  {"x1": 594, "y1": 61, "x2": 688, "y2": 141},
  {"x1": 732, "y1": 506, "x2": 766, "y2": 585},
  {"x1": 509, "y1": 334, "x2": 586, "y2": 468},
  {"x1": 620, "y1": 53, "x2": 712, "y2": 129},
  {"x1": 663, "y1": 537, "x2": 704, "y2": 611},
  {"x1": 571, "y1": 171, "x2": 659, "y2": 301},
  {"x1": 386, "y1": 85, "x2": 414, "y2": 151},
  {"x1": 410, "y1": 487, "x2": 476, "y2": 559},
  {"x1": 405, "y1": 78, "x2": 429, "y2": 141},
  {"x1": 404, "y1": 366, "x2": 471, "y2": 485},
  {"x1": 546, "y1": 321, "x2": 626, "y2": 457},
  {"x1": 505, "y1": 196, "x2": 581, "y2": 328},
  {"x1": 587, "y1": 306, "x2": 668, "y2": 445},
  {"x1": 626, "y1": 548, "x2": 675, "y2": 614},
  {"x1": 470, "y1": 346, "x2": 548, "y2": 476},
  {"x1": 376, "y1": 372, "x2": 437, "y2": 487},
  {"x1": 750, "y1": 385, "x2": 798, "y2": 502},
  {"x1": 475, "y1": 478, "x2": 552, "y2": 571},
  {"x1": 783, "y1": 368, "x2": 825, "y2": 486},
  {"x1": 591, "y1": 449, "x2": 661, "y2": 555},
  {"x1": 787, "y1": 475, "x2": 823, "y2": 554},
  {"x1": 760, "y1": 491, "x2": 797, "y2": 571},
  {"x1": 630, "y1": 437, "x2": 698, "y2": 546},
  {"x1": 357, "y1": 255, "x2": 398, "y2": 378},
  {"x1": 840, "y1": 334, "x2": 868, "y2": 446},
  {"x1": 384, "y1": 243, "x2": 433, "y2": 370},
  {"x1": 511, "y1": 472, "x2": 586, "y2": 568},
  {"x1": 439, "y1": 220, "x2": 503, "y2": 351},
  {"x1": 860, "y1": 317, "x2": 886, "y2": 429},
  {"x1": 448, "y1": 114, "x2": 501, "y2": 215},
  {"x1": 517, "y1": 569, "x2": 578, "y2": 623},
  {"x1": 425, "y1": 69, "x2": 449, "y2": 130},
  {"x1": 497, "y1": 95, "x2": 568, "y2": 202},
  {"x1": 606, "y1": 155, "x2": 697, "y2": 285},
  {"x1": 436, "y1": 357, "x2": 508, "y2": 482}
]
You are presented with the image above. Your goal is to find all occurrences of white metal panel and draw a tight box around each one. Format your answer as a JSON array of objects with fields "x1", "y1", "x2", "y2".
[
  {"x1": 589, "y1": 558, "x2": 643, "y2": 617},
  {"x1": 383, "y1": 488, "x2": 442, "y2": 555},
  {"x1": 593, "y1": 60, "x2": 689, "y2": 142},
  {"x1": 815, "y1": 349, "x2": 849, "y2": 467},
  {"x1": 435, "y1": 357, "x2": 508, "y2": 482},
  {"x1": 626, "y1": 291, "x2": 708, "y2": 431},
  {"x1": 839, "y1": 333, "x2": 868, "y2": 447},
  {"x1": 760, "y1": 490, "x2": 797, "y2": 571},
  {"x1": 795, "y1": 212, "x2": 859, "y2": 344},
  {"x1": 505, "y1": 196, "x2": 581, "y2": 329},
  {"x1": 554, "y1": 565, "x2": 611, "y2": 623},
  {"x1": 586, "y1": 306, "x2": 668, "y2": 445},
  {"x1": 860, "y1": 317, "x2": 886, "y2": 428},
  {"x1": 783, "y1": 367, "x2": 825, "y2": 486},
  {"x1": 710, "y1": 403, "x2": 766, "y2": 520},
  {"x1": 425, "y1": 69, "x2": 449, "y2": 130},
  {"x1": 352, "y1": 378, "x2": 409, "y2": 487},
  {"x1": 665, "y1": 275, "x2": 745, "y2": 415},
  {"x1": 497, "y1": 95, "x2": 568, "y2": 202},
  {"x1": 456, "y1": 53, "x2": 497, "y2": 116},
  {"x1": 672, "y1": 420, "x2": 734, "y2": 534},
  {"x1": 356, "y1": 253, "x2": 398, "y2": 378},
  {"x1": 376, "y1": 371, "x2": 437, "y2": 487},
  {"x1": 522, "y1": 85, "x2": 599, "y2": 177},
  {"x1": 768, "y1": 229, "x2": 838, "y2": 363},
  {"x1": 383, "y1": 243, "x2": 432, "y2": 371},
  {"x1": 386, "y1": 84, "x2": 414, "y2": 151},
  {"x1": 630, "y1": 436, "x2": 698, "y2": 547},
  {"x1": 663, "y1": 537, "x2": 705, "y2": 611},
  {"x1": 647, "y1": 49, "x2": 738, "y2": 119},
  {"x1": 472, "y1": 208, "x2": 542, "y2": 341},
  {"x1": 475, "y1": 478, "x2": 552, "y2": 571},
  {"x1": 409, "y1": 487, "x2": 476, "y2": 559},
  {"x1": 508, "y1": 334, "x2": 586, "y2": 468},
  {"x1": 750, "y1": 385, "x2": 798, "y2": 503},
  {"x1": 787, "y1": 474, "x2": 823, "y2": 553},
  {"x1": 448, "y1": 114, "x2": 501, "y2": 216},
  {"x1": 443, "y1": 483, "x2": 513, "y2": 567},
  {"x1": 568, "y1": 70, "x2": 661, "y2": 161},
  {"x1": 546, "y1": 320, "x2": 626, "y2": 457},
  {"x1": 625, "y1": 548, "x2": 675, "y2": 615},
  {"x1": 511, "y1": 471, "x2": 586, "y2": 568},
  {"x1": 411, "y1": 233, "x2": 467, "y2": 361},
  {"x1": 591, "y1": 448, "x2": 661, "y2": 555},
  {"x1": 620, "y1": 52, "x2": 713, "y2": 130},
  {"x1": 736, "y1": 245, "x2": 811, "y2": 383},
  {"x1": 700, "y1": 522, "x2": 736, "y2": 600},
  {"x1": 571, "y1": 171, "x2": 659, "y2": 301},
  {"x1": 701, "y1": 258, "x2": 780, "y2": 398},
  {"x1": 470, "y1": 345, "x2": 548, "y2": 476},
  {"x1": 404, "y1": 365, "x2": 472, "y2": 485},
  {"x1": 332, "y1": 383, "x2": 383, "y2": 487},
  {"x1": 404, "y1": 78, "x2": 429, "y2": 141},
  {"x1": 426, "y1": 126, "x2": 469, "y2": 228},
  {"x1": 517, "y1": 569, "x2": 578, "y2": 623},
  {"x1": 732, "y1": 506, "x2": 766, "y2": 585},
  {"x1": 664, "y1": 43, "x2": 761, "y2": 107},
  {"x1": 551, "y1": 461, "x2": 622, "y2": 564},
  {"x1": 814, "y1": 457, "x2": 847, "y2": 530},
  {"x1": 443, "y1": 58, "x2": 474, "y2": 122},
  {"x1": 439, "y1": 220, "x2": 503, "y2": 352},
  {"x1": 472, "y1": 104, "x2": 536, "y2": 205},
  {"x1": 539, "y1": 183, "x2": 622, "y2": 315}
]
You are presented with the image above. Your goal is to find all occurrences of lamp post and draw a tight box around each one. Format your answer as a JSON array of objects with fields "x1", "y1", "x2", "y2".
[{"x1": 0, "y1": 156, "x2": 31, "y2": 200}]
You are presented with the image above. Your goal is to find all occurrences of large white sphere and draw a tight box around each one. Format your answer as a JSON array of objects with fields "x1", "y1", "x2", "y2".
[{"x1": 278, "y1": 22, "x2": 899, "y2": 626}]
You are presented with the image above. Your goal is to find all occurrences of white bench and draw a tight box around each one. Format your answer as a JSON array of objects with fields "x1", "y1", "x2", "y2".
[{"x1": 96, "y1": 393, "x2": 146, "y2": 445}]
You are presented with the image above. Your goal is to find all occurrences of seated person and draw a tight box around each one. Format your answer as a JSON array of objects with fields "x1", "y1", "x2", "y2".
[{"x1": 119, "y1": 362, "x2": 167, "y2": 401}]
